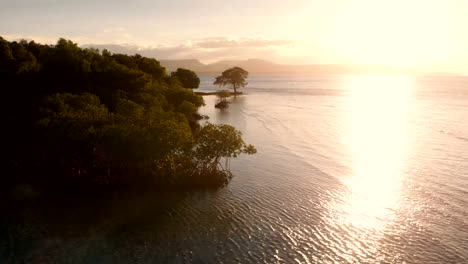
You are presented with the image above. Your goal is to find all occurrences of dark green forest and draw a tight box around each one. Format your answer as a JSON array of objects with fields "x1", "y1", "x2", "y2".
[{"x1": 0, "y1": 37, "x2": 255, "y2": 192}]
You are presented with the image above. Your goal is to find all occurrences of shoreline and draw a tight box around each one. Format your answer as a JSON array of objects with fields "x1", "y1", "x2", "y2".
[{"x1": 195, "y1": 91, "x2": 244, "y2": 96}]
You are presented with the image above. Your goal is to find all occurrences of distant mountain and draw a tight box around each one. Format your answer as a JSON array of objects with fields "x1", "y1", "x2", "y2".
[
  {"x1": 81, "y1": 44, "x2": 408, "y2": 74},
  {"x1": 160, "y1": 59, "x2": 282, "y2": 73},
  {"x1": 159, "y1": 59, "x2": 405, "y2": 74},
  {"x1": 159, "y1": 59, "x2": 206, "y2": 73}
]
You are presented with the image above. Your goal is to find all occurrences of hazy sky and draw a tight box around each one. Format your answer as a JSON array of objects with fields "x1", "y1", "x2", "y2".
[{"x1": 1, "y1": 0, "x2": 467, "y2": 72}]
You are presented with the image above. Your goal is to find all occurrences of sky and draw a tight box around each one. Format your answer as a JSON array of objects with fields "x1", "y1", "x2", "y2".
[{"x1": 1, "y1": 0, "x2": 468, "y2": 72}]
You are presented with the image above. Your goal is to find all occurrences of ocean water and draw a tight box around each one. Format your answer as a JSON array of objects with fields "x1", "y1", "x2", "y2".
[
  {"x1": 194, "y1": 73, "x2": 468, "y2": 263},
  {"x1": 4, "y1": 73, "x2": 468, "y2": 263}
]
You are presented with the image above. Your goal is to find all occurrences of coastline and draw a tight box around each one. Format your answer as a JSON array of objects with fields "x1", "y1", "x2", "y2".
[{"x1": 195, "y1": 91, "x2": 244, "y2": 96}]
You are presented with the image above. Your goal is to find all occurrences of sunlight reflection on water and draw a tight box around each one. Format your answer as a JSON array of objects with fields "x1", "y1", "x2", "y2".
[{"x1": 339, "y1": 74, "x2": 414, "y2": 230}]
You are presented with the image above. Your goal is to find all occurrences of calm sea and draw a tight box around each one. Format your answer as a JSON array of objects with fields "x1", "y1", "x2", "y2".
[
  {"x1": 194, "y1": 73, "x2": 468, "y2": 263},
  {"x1": 5, "y1": 73, "x2": 468, "y2": 263}
]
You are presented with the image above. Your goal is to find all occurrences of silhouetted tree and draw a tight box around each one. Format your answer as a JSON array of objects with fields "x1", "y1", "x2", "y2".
[
  {"x1": 193, "y1": 123, "x2": 256, "y2": 184},
  {"x1": 213, "y1": 67, "x2": 248, "y2": 94}
]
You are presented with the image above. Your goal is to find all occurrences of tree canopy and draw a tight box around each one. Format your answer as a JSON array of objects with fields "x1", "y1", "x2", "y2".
[
  {"x1": 1, "y1": 37, "x2": 255, "y2": 190},
  {"x1": 213, "y1": 67, "x2": 248, "y2": 94},
  {"x1": 171, "y1": 68, "x2": 200, "y2": 89}
]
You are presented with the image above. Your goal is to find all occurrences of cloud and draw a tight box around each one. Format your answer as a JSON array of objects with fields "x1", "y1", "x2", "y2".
[
  {"x1": 82, "y1": 37, "x2": 294, "y2": 63},
  {"x1": 102, "y1": 27, "x2": 127, "y2": 33},
  {"x1": 83, "y1": 44, "x2": 282, "y2": 63},
  {"x1": 194, "y1": 37, "x2": 293, "y2": 49},
  {"x1": 2, "y1": 34, "x2": 294, "y2": 63},
  {"x1": 2, "y1": 26, "x2": 134, "y2": 46},
  {"x1": 1, "y1": 34, "x2": 93, "y2": 45}
]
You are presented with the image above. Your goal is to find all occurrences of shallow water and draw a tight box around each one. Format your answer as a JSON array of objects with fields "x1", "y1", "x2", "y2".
[{"x1": 3, "y1": 73, "x2": 468, "y2": 263}]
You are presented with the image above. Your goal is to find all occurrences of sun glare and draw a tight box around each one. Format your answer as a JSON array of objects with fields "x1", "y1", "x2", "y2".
[
  {"x1": 340, "y1": 74, "x2": 414, "y2": 229},
  {"x1": 327, "y1": 0, "x2": 454, "y2": 67}
]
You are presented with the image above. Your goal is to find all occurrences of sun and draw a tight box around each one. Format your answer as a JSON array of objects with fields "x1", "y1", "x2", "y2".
[{"x1": 326, "y1": 0, "x2": 454, "y2": 67}]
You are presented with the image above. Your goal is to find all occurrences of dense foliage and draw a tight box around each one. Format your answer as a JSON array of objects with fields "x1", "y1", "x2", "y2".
[
  {"x1": 171, "y1": 68, "x2": 200, "y2": 89},
  {"x1": 1, "y1": 37, "x2": 255, "y2": 191},
  {"x1": 213, "y1": 67, "x2": 249, "y2": 94}
]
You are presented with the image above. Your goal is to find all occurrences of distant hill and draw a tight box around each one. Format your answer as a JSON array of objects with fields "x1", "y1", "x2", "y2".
[
  {"x1": 160, "y1": 59, "x2": 283, "y2": 73},
  {"x1": 81, "y1": 44, "x2": 407, "y2": 74},
  {"x1": 159, "y1": 59, "x2": 206, "y2": 73},
  {"x1": 159, "y1": 59, "x2": 405, "y2": 74}
]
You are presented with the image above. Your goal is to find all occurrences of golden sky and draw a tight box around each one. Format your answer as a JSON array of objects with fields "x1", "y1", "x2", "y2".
[{"x1": 1, "y1": 0, "x2": 467, "y2": 72}]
